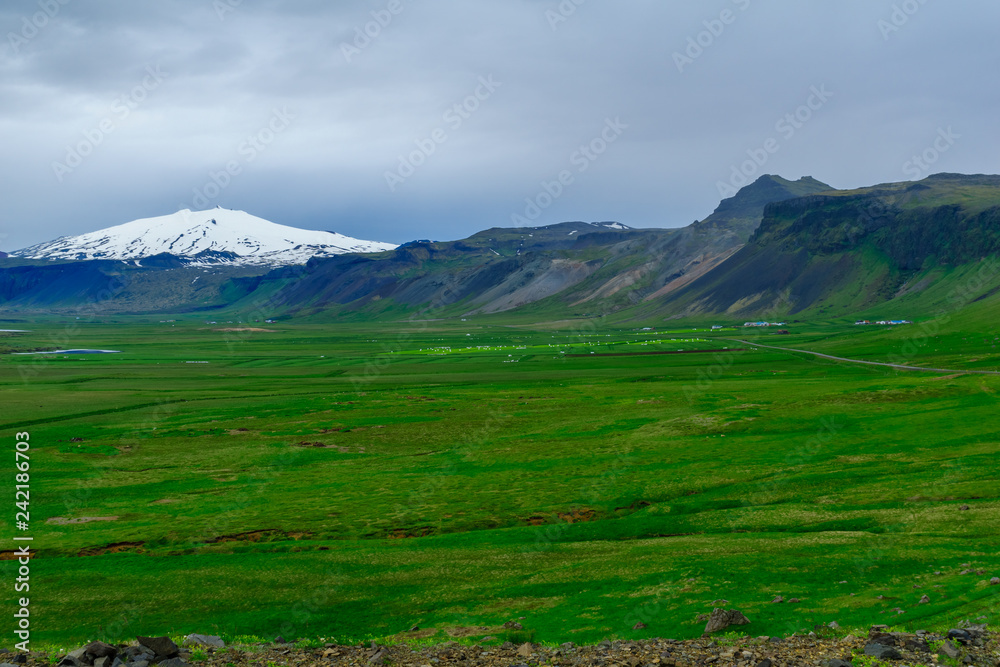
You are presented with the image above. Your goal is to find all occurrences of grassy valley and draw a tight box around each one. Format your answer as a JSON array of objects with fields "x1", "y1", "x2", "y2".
[
  {"x1": 2, "y1": 172, "x2": 999, "y2": 648},
  {"x1": 2, "y1": 316, "x2": 998, "y2": 645}
]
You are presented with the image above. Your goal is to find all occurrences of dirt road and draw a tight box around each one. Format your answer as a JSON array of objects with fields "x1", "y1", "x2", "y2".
[{"x1": 727, "y1": 339, "x2": 1000, "y2": 375}]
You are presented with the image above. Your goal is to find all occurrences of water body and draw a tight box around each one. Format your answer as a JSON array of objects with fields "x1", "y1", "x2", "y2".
[
  {"x1": 12, "y1": 349, "x2": 122, "y2": 355},
  {"x1": 0, "y1": 330, "x2": 30, "y2": 333}
]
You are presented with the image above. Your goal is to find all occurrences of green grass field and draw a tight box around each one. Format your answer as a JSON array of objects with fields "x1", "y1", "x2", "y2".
[{"x1": 1, "y1": 315, "x2": 998, "y2": 645}]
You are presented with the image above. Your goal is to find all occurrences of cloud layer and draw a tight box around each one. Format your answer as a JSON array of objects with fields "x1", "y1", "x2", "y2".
[{"x1": 2, "y1": 0, "x2": 998, "y2": 250}]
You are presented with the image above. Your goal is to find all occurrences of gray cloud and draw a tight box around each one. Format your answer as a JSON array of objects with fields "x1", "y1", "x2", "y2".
[{"x1": 1, "y1": 0, "x2": 998, "y2": 250}]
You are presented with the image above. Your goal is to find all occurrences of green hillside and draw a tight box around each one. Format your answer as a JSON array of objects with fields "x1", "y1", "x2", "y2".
[{"x1": 652, "y1": 173, "x2": 1000, "y2": 320}]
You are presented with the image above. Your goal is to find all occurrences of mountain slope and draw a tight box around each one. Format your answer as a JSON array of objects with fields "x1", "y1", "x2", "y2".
[
  {"x1": 0, "y1": 176, "x2": 838, "y2": 316},
  {"x1": 11, "y1": 208, "x2": 397, "y2": 267},
  {"x1": 227, "y1": 222, "x2": 676, "y2": 319},
  {"x1": 653, "y1": 173, "x2": 1000, "y2": 319},
  {"x1": 227, "y1": 175, "x2": 835, "y2": 319},
  {"x1": 636, "y1": 175, "x2": 834, "y2": 302},
  {"x1": 698, "y1": 174, "x2": 833, "y2": 239}
]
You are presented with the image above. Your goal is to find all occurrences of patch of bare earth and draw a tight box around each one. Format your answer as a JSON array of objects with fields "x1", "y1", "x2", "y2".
[
  {"x1": 78, "y1": 541, "x2": 144, "y2": 557},
  {"x1": 525, "y1": 508, "x2": 597, "y2": 525},
  {"x1": 388, "y1": 526, "x2": 435, "y2": 539},
  {"x1": 46, "y1": 516, "x2": 119, "y2": 525},
  {"x1": 445, "y1": 625, "x2": 499, "y2": 638},
  {"x1": 296, "y1": 441, "x2": 349, "y2": 451},
  {"x1": 208, "y1": 529, "x2": 312, "y2": 544}
]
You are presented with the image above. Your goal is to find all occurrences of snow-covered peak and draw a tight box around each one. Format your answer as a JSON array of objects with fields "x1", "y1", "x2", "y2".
[{"x1": 12, "y1": 208, "x2": 398, "y2": 267}]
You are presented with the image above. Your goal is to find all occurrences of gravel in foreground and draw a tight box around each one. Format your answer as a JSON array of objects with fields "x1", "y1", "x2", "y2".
[{"x1": 3, "y1": 625, "x2": 998, "y2": 667}]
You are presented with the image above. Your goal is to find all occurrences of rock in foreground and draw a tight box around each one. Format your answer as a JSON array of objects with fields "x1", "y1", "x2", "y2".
[
  {"x1": 135, "y1": 638, "x2": 177, "y2": 660},
  {"x1": 704, "y1": 608, "x2": 751, "y2": 633}
]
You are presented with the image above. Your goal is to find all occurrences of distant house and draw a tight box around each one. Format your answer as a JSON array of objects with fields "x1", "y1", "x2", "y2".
[{"x1": 711, "y1": 325, "x2": 723, "y2": 330}]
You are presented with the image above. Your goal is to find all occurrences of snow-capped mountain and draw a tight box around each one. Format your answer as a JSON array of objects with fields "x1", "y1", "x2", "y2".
[{"x1": 12, "y1": 208, "x2": 398, "y2": 267}]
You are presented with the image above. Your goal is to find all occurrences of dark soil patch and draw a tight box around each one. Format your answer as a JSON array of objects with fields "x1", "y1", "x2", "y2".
[
  {"x1": 388, "y1": 526, "x2": 436, "y2": 539},
  {"x1": 557, "y1": 508, "x2": 597, "y2": 523},
  {"x1": 208, "y1": 529, "x2": 312, "y2": 544},
  {"x1": 296, "y1": 441, "x2": 349, "y2": 451},
  {"x1": 77, "y1": 541, "x2": 145, "y2": 557}
]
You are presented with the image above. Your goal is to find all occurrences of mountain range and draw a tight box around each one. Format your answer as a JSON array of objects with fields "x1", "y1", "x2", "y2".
[
  {"x1": 2, "y1": 173, "x2": 999, "y2": 322},
  {"x1": 653, "y1": 173, "x2": 1000, "y2": 320}
]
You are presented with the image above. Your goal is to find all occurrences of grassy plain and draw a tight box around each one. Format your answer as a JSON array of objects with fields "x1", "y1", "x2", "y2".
[{"x1": 0, "y1": 315, "x2": 998, "y2": 645}]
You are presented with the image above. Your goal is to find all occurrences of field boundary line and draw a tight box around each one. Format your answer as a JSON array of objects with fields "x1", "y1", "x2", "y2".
[
  {"x1": 0, "y1": 399, "x2": 192, "y2": 431},
  {"x1": 0, "y1": 389, "x2": 348, "y2": 431},
  {"x1": 725, "y1": 339, "x2": 1000, "y2": 375}
]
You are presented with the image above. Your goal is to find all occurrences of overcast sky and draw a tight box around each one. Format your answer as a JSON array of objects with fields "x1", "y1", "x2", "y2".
[{"x1": 1, "y1": 0, "x2": 998, "y2": 251}]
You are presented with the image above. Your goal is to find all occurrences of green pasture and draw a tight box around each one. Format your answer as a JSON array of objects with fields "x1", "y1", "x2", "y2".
[{"x1": 0, "y1": 317, "x2": 997, "y2": 645}]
